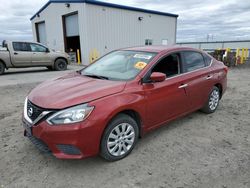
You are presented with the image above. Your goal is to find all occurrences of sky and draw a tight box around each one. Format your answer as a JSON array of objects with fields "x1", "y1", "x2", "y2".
[{"x1": 0, "y1": 0, "x2": 249, "y2": 43}]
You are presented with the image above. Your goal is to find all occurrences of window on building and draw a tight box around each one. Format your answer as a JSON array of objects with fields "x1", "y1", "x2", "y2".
[
  {"x1": 145, "y1": 39, "x2": 153, "y2": 46},
  {"x1": 182, "y1": 51, "x2": 206, "y2": 72},
  {"x1": 162, "y1": 39, "x2": 168, "y2": 45},
  {"x1": 13, "y1": 42, "x2": 31, "y2": 52}
]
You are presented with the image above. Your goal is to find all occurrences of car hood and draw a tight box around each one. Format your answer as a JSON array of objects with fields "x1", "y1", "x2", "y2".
[{"x1": 28, "y1": 72, "x2": 126, "y2": 109}]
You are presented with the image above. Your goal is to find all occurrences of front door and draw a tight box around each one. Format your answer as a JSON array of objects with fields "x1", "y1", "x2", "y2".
[
  {"x1": 143, "y1": 53, "x2": 190, "y2": 130},
  {"x1": 30, "y1": 43, "x2": 52, "y2": 66}
]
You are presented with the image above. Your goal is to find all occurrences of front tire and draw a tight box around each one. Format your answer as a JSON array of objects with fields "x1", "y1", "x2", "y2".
[
  {"x1": 201, "y1": 86, "x2": 220, "y2": 114},
  {"x1": 100, "y1": 114, "x2": 139, "y2": 161},
  {"x1": 54, "y1": 59, "x2": 67, "y2": 71},
  {"x1": 0, "y1": 62, "x2": 5, "y2": 75}
]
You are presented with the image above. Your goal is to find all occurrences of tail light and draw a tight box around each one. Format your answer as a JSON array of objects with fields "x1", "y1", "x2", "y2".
[{"x1": 224, "y1": 66, "x2": 229, "y2": 74}]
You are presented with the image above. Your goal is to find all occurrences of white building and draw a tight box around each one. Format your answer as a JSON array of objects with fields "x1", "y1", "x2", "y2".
[{"x1": 31, "y1": 0, "x2": 178, "y2": 65}]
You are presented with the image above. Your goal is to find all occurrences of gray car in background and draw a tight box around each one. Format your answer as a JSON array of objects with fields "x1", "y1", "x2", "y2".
[{"x1": 0, "y1": 40, "x2": 70, "y2": 75}]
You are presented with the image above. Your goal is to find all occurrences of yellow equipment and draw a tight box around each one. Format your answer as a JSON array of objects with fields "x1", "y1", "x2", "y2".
[{"x1": 89, "y1": 49, "x2": 100, "y2": 64}]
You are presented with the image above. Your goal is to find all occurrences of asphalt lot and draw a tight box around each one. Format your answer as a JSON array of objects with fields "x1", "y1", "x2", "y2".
[
  {"x1": 0, "y1": 65, "x2": 82, "y2": 87},
  {"x1": 0, "y1": 65, "x2": 249, "y2": 188}
]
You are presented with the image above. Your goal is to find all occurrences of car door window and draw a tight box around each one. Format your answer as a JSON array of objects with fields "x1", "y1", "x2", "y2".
[
  {"x1": 182, "y1": 51, "x2": 205, "y2": 72},
  {"x1": 13, "y1": 42, "x2": 31, "y2": 52},
  {"x1": 30, "y1": 43, "x2": 47, "y2": 52},
  {"x1": 203, "y1": 53, "x2": 212, "y2": 66},
  {"x1": 152, "y1": 53, "x2": 181, "y2": 77}
]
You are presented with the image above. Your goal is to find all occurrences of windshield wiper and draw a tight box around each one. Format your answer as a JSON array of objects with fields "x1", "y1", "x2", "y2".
[{"x1": 83, "y1": 74, "x2": 109, "y2": 80}]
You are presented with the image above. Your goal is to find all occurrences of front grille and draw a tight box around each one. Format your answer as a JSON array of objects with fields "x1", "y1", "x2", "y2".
[
  {"x1": 26, "y1": 132, "x2": 51, "y2": 153},
  {"x1": 57, "y1": 144, "x2": 81, "y2": 155},
  {"x1": 27, "y1": 100, "x2": 45, "y2": 122}
]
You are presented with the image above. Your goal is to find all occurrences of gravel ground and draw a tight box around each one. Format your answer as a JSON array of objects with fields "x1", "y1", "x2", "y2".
[{"x1": 0, "y1": 66, "x2": 249, "y2": 188}]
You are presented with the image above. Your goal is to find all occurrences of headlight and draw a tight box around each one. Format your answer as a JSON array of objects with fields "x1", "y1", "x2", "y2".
[{"x1": 47, "y1": 104, "x2": 94, "y2": 125}]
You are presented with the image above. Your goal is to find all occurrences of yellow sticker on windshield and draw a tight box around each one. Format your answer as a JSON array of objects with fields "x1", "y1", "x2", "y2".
[{"x1": 134, "y1": 62, "x2": 147, "y2": 70}]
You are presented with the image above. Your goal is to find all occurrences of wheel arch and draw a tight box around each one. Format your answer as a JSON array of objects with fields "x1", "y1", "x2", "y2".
[
  {"x1": 104, "y1": 109, "x2": 143, "y2": 138},
  {"x1": 54, "y1": 57, "x2": 68, "y2": 64},
  {"x1": 214, "y1": 83, "x2": 223, "y2": 99},
  {"x1": 0, "y1": 59, "x2": 6, "y2": 68}
]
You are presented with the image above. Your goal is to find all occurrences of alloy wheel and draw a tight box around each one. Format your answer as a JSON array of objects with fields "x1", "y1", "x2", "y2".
[
  {"x1": 209, "y1": 89, "x2": 220, "y2": 110},
  {"x1": 107, "y1": 123, "x2": 135, "y2": 157}
]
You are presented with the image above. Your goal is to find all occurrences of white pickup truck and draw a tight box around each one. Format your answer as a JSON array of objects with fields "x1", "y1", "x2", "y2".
[{"x1": 0, "y1": 40, "x2": 70, "y2": 75}]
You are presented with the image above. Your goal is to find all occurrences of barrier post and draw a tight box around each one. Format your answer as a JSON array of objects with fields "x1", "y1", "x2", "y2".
[
  {"x1": 241, "y1": 48, "x2": 244, "y2": 64},
  {"x1": 243, "y1": 48, "x2": 246, "y2": 62},
  {"x1": 244, "y1": 48, "x2": 248, "y2": 60},
  {"x1": 77, "y1": 49, "x2": 81, "y2": 65},
  {"x1": 236, "y1": 48, "x2": 240, "y2": 66}
]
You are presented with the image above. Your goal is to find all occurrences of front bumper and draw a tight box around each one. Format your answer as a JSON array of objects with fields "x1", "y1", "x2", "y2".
[{"x1": 23, "y1": 118, "x2": 103, "y2": 159}]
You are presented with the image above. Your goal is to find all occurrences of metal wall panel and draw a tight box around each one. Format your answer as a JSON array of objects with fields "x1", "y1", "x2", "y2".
[
  {"x1": 31, "y1": 3, "x2": 85, "y2": 53},
  {"x1": 31, "y1": 2, "x2": 177, "y2": 65},
  {"x1": 65, "y1": 14, "x2": 79, "y2": 37},
  {"x1": 37, "y1": 22, "x2": 47, "y2": 45},
  {"x1": 82, "y1": 4, "x2": 177, "y2": 65}
]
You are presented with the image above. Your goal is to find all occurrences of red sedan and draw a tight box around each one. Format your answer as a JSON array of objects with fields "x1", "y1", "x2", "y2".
[{"x1": 23, "y1": 46, "x2": 227, "y2": 161}]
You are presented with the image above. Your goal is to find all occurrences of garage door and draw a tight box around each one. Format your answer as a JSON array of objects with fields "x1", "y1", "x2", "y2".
[
  {"x1": 36, "y1": 22, "x2": 47, "y2": 45},
  {"x1": 65, "y1": 14, "x2": 79, "y2": 37}
]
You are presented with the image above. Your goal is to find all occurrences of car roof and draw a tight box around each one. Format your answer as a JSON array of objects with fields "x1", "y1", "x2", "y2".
[{"x1": 122, "y1": 45, "x2": 200, "y2": 53}]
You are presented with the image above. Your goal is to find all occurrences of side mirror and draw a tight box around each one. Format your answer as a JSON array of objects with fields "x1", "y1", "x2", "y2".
[
  {"x1": 46, "y1": 48, "x2": 50, "y2": 53},
  {"x1": 150, "y1": 72, "x2": 166, "y2": 82}
]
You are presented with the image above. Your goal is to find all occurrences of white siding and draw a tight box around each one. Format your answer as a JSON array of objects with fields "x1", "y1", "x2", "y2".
[
  {"x1": 82, "y1": 4, "x2": 176, "y2": 64},
  {"x1": 31, "y1": 2, "x2": 177, "y2": 65},
  {"x1": 31, "y1": 3, "x2": 84, "y2": 53}
]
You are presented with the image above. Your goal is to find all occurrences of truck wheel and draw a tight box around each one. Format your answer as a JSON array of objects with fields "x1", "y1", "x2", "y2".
[
  {"x1": 0, "y1": 62, "x2": 5, "y2": 75},
  {"x1": 100, "y1": 114, "x2": 139, "y2": 161},
  {"x1": 54, "y1": 59, "x2": 67, "y2": 71}
]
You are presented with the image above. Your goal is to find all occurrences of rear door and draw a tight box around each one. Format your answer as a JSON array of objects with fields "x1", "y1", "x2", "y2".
[
  {"x1": 30, "y1": 43, "x2": 52, "y2": 66},
  {"x1": 11, "y1": 42, "x2": 32, "y2": 66},
  {"x1": 181, "y1": 51, "x2": 214, "y2": 110}
]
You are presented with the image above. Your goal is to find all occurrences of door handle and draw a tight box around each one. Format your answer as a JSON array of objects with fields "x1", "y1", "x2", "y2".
[
  {"x1": 14, "y1": 52, "x2": 18, "y2": 55},
  {"x1": 178, "y1": 84, "x2": 188, "y2": 89},
  {"x1": 206, "y1": 75, "x2": 213, "y2": 80}
]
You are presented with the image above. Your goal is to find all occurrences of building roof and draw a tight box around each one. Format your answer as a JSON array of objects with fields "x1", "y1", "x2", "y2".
[{"x1": 30, "y1": 0, "x2": 178, "y2": 21}]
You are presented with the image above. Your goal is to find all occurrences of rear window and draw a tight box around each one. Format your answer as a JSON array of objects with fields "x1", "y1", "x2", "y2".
[
  {"x1": 203, "y1": 53, "x2": 212, "y2": 66},
  {"x1": 13, "y1": 42, "x2": 31, "y2": 52},
  {"x1": 182, "y1": 51, "x2": 206, "y2": 72}
]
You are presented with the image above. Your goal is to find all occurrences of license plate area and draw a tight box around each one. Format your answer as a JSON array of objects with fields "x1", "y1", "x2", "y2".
[{"x1": 23, "y1": 120, "x2": 32, "y2": 136}]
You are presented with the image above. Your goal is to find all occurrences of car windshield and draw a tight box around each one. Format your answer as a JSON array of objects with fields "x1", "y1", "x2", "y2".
[{"x1": 81, "y1": 50, "x2": 157, "y2": 81}]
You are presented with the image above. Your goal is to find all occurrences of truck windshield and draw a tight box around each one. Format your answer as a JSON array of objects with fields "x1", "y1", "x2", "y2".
[{"x1": 81, "y1": 50, "x2": 156, "y2": 81}]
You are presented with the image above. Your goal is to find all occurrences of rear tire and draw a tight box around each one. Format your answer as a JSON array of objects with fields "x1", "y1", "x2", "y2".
[
  {"x1": 201, "y1": 86, "x2": 220, "y2": 114},
  {"x1": 0, "y1": 62, "x2": 5, "y2": 75},
  {"x1": 100, "y1": 114, "x2": 139, "y2": 161},
  {"x1": 54, "y1": 59, "x2": 67, "y2": 71}
]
